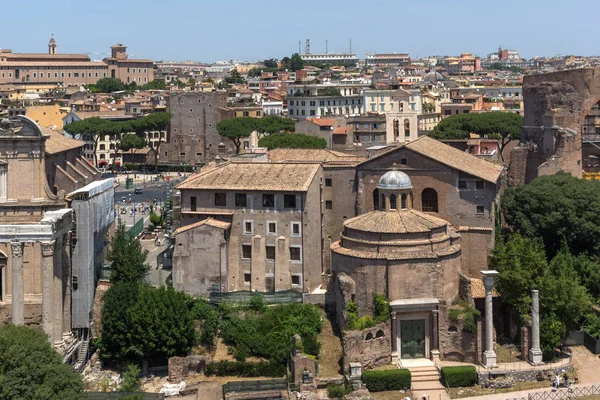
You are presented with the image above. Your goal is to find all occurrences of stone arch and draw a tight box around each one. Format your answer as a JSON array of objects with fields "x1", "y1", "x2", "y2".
[
  {"x1": 389, "y1": 194, "x2": 397, "y2": 210},
  {"x1": 404, "y1": 119, "x2": 410, "y2": 137},
  {"x1": 448, "y1": 326, "x2": 458, "y2": 333},
  {"x1": 365, "y1": 332, "x2": 373, "y2": 341},
  {"x1": 421, "y1": 188, "x2": 438, "y2": 213},
  {"x1": 373, "y1": 188, "x2": 379, "y2": 211},
  {"x1": 375, "y1": 329, "x2": 385, "y2": 338}
]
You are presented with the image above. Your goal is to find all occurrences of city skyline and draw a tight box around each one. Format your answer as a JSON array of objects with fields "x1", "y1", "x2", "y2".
[{"x1": 2, "y1": 0, "x2": 599, "y2": 62}]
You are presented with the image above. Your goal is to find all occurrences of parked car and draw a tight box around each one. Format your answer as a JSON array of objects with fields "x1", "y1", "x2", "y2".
[{"x1": 134, "y1": 187, "x2": 143, "y2": 194}]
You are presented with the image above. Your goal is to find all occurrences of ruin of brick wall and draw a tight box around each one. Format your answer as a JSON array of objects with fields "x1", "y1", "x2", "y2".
[{"x1": 342, "y1": 323, "x2": 391, "y2": 372}]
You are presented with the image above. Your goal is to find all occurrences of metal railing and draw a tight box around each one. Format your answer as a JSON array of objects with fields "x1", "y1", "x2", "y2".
[{"x1": 127, "y1": 219, "x2": 144, "y2": 238}]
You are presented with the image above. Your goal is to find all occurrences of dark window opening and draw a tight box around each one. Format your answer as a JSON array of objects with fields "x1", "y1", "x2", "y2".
[
  {"x1": 458, "y1": 180, "x2": 468, "y2": 189},
  {"x1": 284, "y1": 194, "x2": 296, "y2": 208},
  {"x1": 244, "y1": 273, "x2": 251, "y2": 283},
  {"x1": 235, "y1": 193, "x2": 247, "y2": 207},
  {"x1": 215, "y1": 193, "x2": 226, "y2": 206},
  {"x1": 477, "y1": 205, "x2": 485, "y2": 215},
  {"x1": 325, "y1": 200, "x2": 333, "y2": 210},
  {"x1": 400, "y1": 158, "x2": 407, "y2": 166},
  {"x1": 292, "y1": 275, "x2": 300, "y2": 285},
  {"x1": 290, "y1": 247, "x2": 301, "y2": 261},
  {"x1": 390, "y1": 194, "x2": 397, "y2": 210},
  {"x1": 268, "y1": 222, "x2": 277, "y2": 234},
  {"x1": 190, "y1": 196, "x2": 197, "y2": 212},
  {"x1": 373, "y1": 188, "x2": 379, "y2": 210},
  {"x1": 325, "y1": 178, "x2": 332, "y2": 187},
  {"x1": 401, "y1": 194, "x2": 407, "y2": 209},
  {"x1": 266, "y1": 246, "x2": 275, "y2": 261},
  {"x1": 242, "y1": 245, "x2": 252, "y2": 259},
  {"x1": 422, "y1": 188, "x2": 438, "y2": 213},
  {"x1": 475, "y1": 180, "x2": 485, "y2": 190},
  {"x1": 263, "y1": 194, "x2": 275, "y2": 208}
]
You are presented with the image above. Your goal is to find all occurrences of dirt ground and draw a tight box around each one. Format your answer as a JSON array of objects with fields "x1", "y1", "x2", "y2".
[
  {"x1": 571, "y1": 345, "x2": 600, "y2": 384},
  {"x1": 317, "y1": 313, "x2": 344, "y2": 378},
  {"x1": 371, "y1": 390, "x2": 412, "y2": 400}
]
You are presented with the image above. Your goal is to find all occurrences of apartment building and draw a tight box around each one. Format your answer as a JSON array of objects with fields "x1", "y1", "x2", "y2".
[{"x1": 174, "y1": 162, "x2": 325, "y2": 295}]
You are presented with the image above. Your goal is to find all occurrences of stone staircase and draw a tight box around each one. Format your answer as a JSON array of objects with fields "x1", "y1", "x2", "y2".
[{"x1": 409, "y1": 366, "x2": 449, "y2": 400}]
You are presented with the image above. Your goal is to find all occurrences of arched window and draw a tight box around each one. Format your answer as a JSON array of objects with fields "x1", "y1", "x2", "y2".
[
  {"x1": 380, "y1": 194, "x2": 386, "y2": 210},
  {"x1": 401, "y1": 194, "x2": 407, "y2": 209},
  {"x1": 422, "y1": 188, "x2": 438, "y2": 213},
  {"x1": 389, "y1": 194, "x2": 397, "y2": 210},
  {"x1": 393, "y1": 119, "x2": 399, "y2": 139},
  {"x1": 373, "y1": 188, "x2": 379, "y2": 210},
  {"x1": 404, "y1": 119, "x2": 410, "y2": 137},
  {"x1": 375, "y1": 329, "x2": 385, "y2": 338}
]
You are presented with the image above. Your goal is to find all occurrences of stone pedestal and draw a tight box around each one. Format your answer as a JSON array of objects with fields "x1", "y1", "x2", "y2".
[
  {"x1": 481, "y1": 270, "x2": 499, "y2": 368},
  {"x1": 529, "y1": 289, "x2": 544, "y2": 365},
  {"x1": 10, "y1": 242, "x2": 24, "y2": 325}
]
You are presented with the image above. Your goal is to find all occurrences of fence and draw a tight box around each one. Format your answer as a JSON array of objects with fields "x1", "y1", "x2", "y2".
[
  {"x1": 209, "y1": 290, "x2": 303, "y2": 305},
  {"x1": 506, "y1": 384, "x2": 600, "y2": 400},
  {"x1": 127, "y1": 218, "x2": 144, "y2": 238},
  {"x1": 221, "y1": 379, "x2": 288, "y2": 399},
  {"x1": 87, "y1": 393, "x2": 165, "y2": 400}
]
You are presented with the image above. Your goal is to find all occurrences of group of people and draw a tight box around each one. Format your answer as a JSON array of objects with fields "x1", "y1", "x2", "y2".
[{"x1": 553, "y1": 371, "x2": 574, "y2": 390}]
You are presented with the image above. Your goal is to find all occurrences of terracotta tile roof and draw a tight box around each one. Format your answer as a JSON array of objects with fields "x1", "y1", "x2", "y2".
[
  {"x1": 344, "y1": 210, "x2": 449, "y2": 234},
  {"x1": 173, "y1": 218, "x2": 231, "y2": 235},
  {"x1": 360, "y1": 136, "x2": 503, "y2": 183},
  {"x1": 471, "y1": 278, "x2": 499, "y2": 299},
  {"x1": 268, "y1": 149, "x2": 363, "y2": 163},
  {"x1": 71, "y1": 111, "x2": 128, "y2": 120},
  {"x1": 306, "y1": 118, "x2": 337, "y2": 127},
  {"x1": 0, "y1": 61, "x2": 107, "y2": 67},
  {"x1": 333, "y1": 127, "x2": 351, "y2": 135},
  {"x1": 331, "y1": 240, "x2": 460, "y2": 260},
  {"x1": 42, "y1": 128, "x2": 84, "y2": 154},
  {"x1": 177, "y1": 162, "x2": 321, "y2": 192},
  {"x1": 2, "y1": 53, "x2": 90, "y2": 60}
]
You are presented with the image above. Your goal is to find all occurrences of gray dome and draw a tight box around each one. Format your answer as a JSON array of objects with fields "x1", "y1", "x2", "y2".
[
  {"x1": 423, "y1": 70, "x2": 444, "y2": 82},
  {"x1": 378, "y1": 168, "x2": 412, "y2": 190}
]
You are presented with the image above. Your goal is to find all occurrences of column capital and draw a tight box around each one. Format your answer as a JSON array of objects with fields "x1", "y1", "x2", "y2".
[
  {"x1": 391, "y1": 312, "x2": 397, "y2": 320},
  {"x1": 10, "y1": 241, "x2": 23, "y2": 258},
  {"x1": 432, "y1": 309, "x2": 439, "y2": 316},
  {"x1": 41, "y1": 241, "x2": 56, "y2": 257},
  {"x1": 531, "y1": 289, "x2": 539, "y2": 294}
]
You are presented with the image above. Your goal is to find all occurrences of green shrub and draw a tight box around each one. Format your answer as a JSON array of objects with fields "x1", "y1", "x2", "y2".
[
  {"x1": 362, "y1": 369, "x2": 411, "y2": 392},
  {"x1": 249, "y1": 293, "x2": 267, "y2": 313},
  {"x1": 327, "y1": 384, "x2": 347, "y2": 399},
  {"x1": 440, "y1": 366, "x2": 478, "y2": 387},
  {"x1": 205, "y1": 360, "x2": 285, "y2": 377},
  {"x1": 448, "y1": 308, "x2": 461, "y2": 323}
]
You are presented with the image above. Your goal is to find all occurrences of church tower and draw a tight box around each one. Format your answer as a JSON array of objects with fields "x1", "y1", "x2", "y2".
[{"x1": 48, "y1": 35, "x2": 56, "y2": 55}]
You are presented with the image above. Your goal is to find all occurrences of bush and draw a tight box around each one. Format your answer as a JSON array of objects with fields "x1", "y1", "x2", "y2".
[
  {"x1": 205, "y1": 360, "x2": 285, "y2": 377},
  {"x1": 448, "y1": 308, "x2": 460, "y2": 323},
  {"x1": 361, "y1": 369, "x2": 411, "y2": 392},
  {"x1": 345, "y1": 294, "x2": 391, "y2": 331},
  {"x1": 327, "y1": 384, "x2": 347, "y2": 399},
  {"x1": 440, "y1": 366, "x2": 478, "y2": 387}
]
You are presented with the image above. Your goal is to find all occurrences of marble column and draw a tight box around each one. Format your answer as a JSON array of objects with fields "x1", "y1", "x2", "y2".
[
  {"x1": 41, "y1": 241, "x2": 55, "y2": 342},
  {"x1": 431, "y1": 310, "x2": 440, "y2": 362},
  {"x1": 53, "y1": 240, "x2": 64, "y2": 346},
  {"x1": 10, "y1": 241, "x2": 24, "y2": 325},
  {"x1": 482, "y1": 270, "x2": 499, "y2": 368},
  {"x1": 391, "y1": 313, "x2": 397, "y2": 352},
  {"x1": 529, "y1": 289, "x2": 543, "y2": 365}
]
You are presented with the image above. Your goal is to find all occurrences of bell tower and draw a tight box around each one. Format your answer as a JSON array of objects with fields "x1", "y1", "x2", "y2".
[{"x1": 48, "y1": 35, "x2": 56, "y2": 55}]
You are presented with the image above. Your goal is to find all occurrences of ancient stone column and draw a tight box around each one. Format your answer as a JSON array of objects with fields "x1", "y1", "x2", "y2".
[
  {"x1": 432, "y1": 310, "x2": 439, "y2": 351},
  {"x1": 391, "y1": 312, "x2": 397, "y2": 352},
  {"x1": 41, "y1": 241, "x2": 55, "y2": 341},
  {"x1": 529, "y1": 289, "x2": 543, "y2": 365},
  {"x1": 53, "y1": 242, "x2": 64, "y2": 346},
  {"x1": 10, "y1": 242, "x2": 24, "y2": 325},
  {"x1": 481, "y1": 270, "x2": 499, "y2": 368}
]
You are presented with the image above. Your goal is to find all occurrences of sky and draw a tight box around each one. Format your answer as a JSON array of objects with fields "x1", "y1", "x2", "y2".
[{"x1": 3, "y1": 0, "x2": 600, "y2": 63}]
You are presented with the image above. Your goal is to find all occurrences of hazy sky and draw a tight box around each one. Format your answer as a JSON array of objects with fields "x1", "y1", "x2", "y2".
[{"x1": 4, "y1": 0, "x2": 599, "y2": 62}]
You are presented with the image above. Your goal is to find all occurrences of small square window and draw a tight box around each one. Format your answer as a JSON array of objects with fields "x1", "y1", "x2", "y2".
[
  {"x1": 400, "y1": 158, "x2": 407, "y2": 166},
  {"x1": 325, "y1": 178, "x2": 332, "y2": 187},
  {"x1": 266, "y1": 246, "x2": 275, "y2": 261},
  {"x1": 244, "y1": 273, "x2": 251, "y2": 283},
  {"x1": 215, "y1": 193, "x2": 226, "y2": 206},
  {"x1": 292, "y1": 275, "x2": 301, "y2": 286},
  {"x1": 235, "y1": 193, "x2": 247, "y2": 207},
  {"x1": 459, "y1": 180, "x2": 468, "y2": 189},
  {"x1": 242, "y1": 245, "x2": 252, "y2": 259},
  {"x1": 475, "y1": 180, "x2": 484, "y2": 190},
  {"x1": 476, "y1": 205, "x2": 485, "y2": 215},
  {"x1": 268, "y1": 222, "x2": 277, "y2": 235},
  {"x1": 244, "y1": 221, "x2": 253, "y2": 235},
  {"x1": 284, "y1": 194, "x2": 296, "y2": 208},
  {"x1": 290, "y1": 246, "x2": 301, "y2": 262},
  {"x1": 263, "y1": 194, "x2": 275, "y2": 208},
  {"x1": 325, "y1": 200, "x2": 333, "y2": 210},
  {"x1": 291, "y1": 222, "x2": 301, "y2": 237}
]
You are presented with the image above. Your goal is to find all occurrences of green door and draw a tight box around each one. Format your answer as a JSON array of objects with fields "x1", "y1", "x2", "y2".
[{"x1": 400, "y1": 320, "x2": 426, "y2": 359}]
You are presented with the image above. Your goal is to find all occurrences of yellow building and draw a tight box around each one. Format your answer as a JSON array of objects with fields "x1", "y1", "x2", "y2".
[{"x1": 25, "y1": 104, "x2": 69, "y2": 129}]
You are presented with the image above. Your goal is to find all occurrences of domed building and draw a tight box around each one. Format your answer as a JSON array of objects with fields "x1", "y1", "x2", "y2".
[{"x1": 331, "y1": 167, "x2": 464, "y2": 363}]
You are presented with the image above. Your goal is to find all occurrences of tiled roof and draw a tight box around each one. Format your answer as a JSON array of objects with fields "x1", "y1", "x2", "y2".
[
  {"x1": 71, "y1": 111, "x2": 128, "y2": 120},
  {"x1": 177, "y1": 162, "x2": 321, "y2": 192},
  {"x1": 360, "y1": 136, "x2": 504, "y2": 184},
  {"x1": 333, "y1": 127, "x2": 351, "y2": 135},
  {"x1": 471, "y1": 278, "x2": 499, "y2": 299},
  {"x1": 42, "y1": 128, "x2": 84, "y2": 154},
  {"x1": 268, "y1": 148, "x2": 363, "y2": 163},
  {"x1": 2, "y1": 53, "x2": 89, "y2": 60},
  {"x1": 173, "y1": 218, "x2": 231, "y2": 235},
  {"x1": 331, "y1": 240, "x2": 460, "y2": 260},
  {"x1": 344, "y1": 210, "x2": 449, "y2": 234},
  {"x1": 0, "y1": 61, "x2": 106, "y2": 67},
  {"x1": 306, "y1": 118, "x2": 337, "y2": 127}
]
